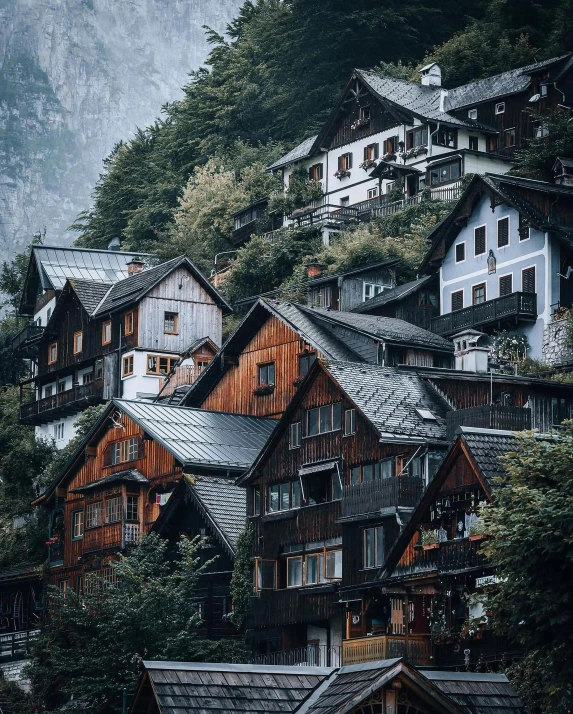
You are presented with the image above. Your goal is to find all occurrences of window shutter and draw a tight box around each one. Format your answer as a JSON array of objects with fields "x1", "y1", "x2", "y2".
[
  {"x1": 499, "y1": 275, "x2": 513, "y2": 296},
  {"x1": 363, "y1": 146, "x2": 368, "y2": 161},
  {"x1": 318, "y1": 163, "x2": 323, "y2": 180},
  {"x1": 451, "y1": 291, "x2": 464, "y2": 311},
  {"x1": 522, "y1": 267, "x2": 536, "y2": 293},
  {"x1": 373, "y1": 143, "x2": 379, "y2": 159},
  {"x1": 347, "y1": 153, "x2": 353, "y2": 169},
  {"x1": 338, "y1": 156, "x2": 343, "y2": 171},
  {"x1": 455, "y1": 243, "x2": 465, "y2": 262},
  {"x1": 474, "y1": 226, "x2": 486, "y2": 255},
  {"x1": 497, "y1": 217, "x2": 509, "y2": 247}
]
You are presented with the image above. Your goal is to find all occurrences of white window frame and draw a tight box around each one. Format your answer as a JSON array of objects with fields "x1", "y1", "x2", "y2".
[
  {"x1": 474, "y1": 224, "x2": 487, "y2": 257},
  {"x1": 519, "y1": 224, "x2": 531, "y2": 242},
  {"x1": 287, "y1": 556, "x2": 303, "y2": 588},
  {"x1": 521, "y1": 264, "x2": 536, "y2": 293},
  {"x1": 495, "y1": 102, "x2": 505, "y2": 114},
  {"x1": 454, "y1": 241, "x2": 466, "y2": 264},
  {"x1": 496, "y1": 215, "x2": 510, "y2": 249},
  {"x1": 289, "y1": 421, "x2": 302, "y2": 449},
  {"x1": 344, "y1": 408, "x2": 356, "y2": 436},
  {"x1": 498, "y1": 272, "x2": 513, "y2": 297},
  {"x1": 363, "y1": 526, "x2": 384, "y2": 569},
  {"x1": 367, "y1": 186, "x2": 379, "y2": 200},
  {"x1": 468, "y1": 108, "x2": 477, "y2": 120},
  {"x1": 363, "y1": 282, "x2": 387, "y2": 301}
]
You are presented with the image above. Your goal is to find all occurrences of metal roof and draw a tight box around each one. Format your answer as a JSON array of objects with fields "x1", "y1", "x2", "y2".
[
  {"x1": 115, "y1": 400, "x2": 277, "y2": 471},
  {"x1": 191, "y1": 475, "x2": 247, "y2": 550},
  {"x1": 267, "y1": 135, "x2": 319, "y2": 171},
  {"x1": 32, "y1": 245, "x2": 152, "y2": 291},
  {"x1": 352, "y1": 276, "x2": 435, "y2": 313}
]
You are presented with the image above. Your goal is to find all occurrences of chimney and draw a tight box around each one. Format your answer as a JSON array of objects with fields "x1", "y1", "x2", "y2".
[
  {"x1": 107, "y1": 236, "x2": 121, "y2": 252},
  {"x1": 127, "y1": 256, "x2": 145, "y2": 276},
  {"x1": 307, "y1": 260, "x2": 326, "y2": 279},
  {"x1": 420, "y1": 63, "x2": 442, "y2": 88},
  {"x1": 439, "y1": 88, "x2": 449, "y2": 113},
  {"x1": 452, "y1": 329, "x2": 489, "y2": 373}
]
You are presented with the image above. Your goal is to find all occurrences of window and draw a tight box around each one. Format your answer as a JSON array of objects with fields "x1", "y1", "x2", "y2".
[
  {"x1": 76, "y1": 576, "x2": 83, "y2": 595},
  {"x1": 126, "y1": 495, "x2": 139, "y2": 521},
  {"x1": 522, "y1": 266, "x2": 536, "y2": 293},
  {"x1": 290, "y1": 422, "x2": 302, "y2": 449},
  {"x1": 308, "y1": 163, "x2": 323, "y2": 181},
  {"x1": 255, "y1": 559, "x2": 276, "y2": 591},
  {"x1": 364, "y1": 526, "x2": 384, "y2": 569},
  {"x1": 267, "y1": 481, "x2": 302, "y2": 513},
  {"x1": 350, "y1": 459, "x2": 395, "y2": 484},
  {"x1": 455, "y1": 242, "x2": 465, "y2": 263},
  {"x1": 363, "y1": 282, "x2": 386, "y2": 301},
  {"x1": 495, "y1": 102, "x2": 505, "y2": 114},
  {"x1": 95, "y1": 359, "x2": 103, "y2": 381},
  {"x1": 299, "y1": 353, "x2": 316, "y2": 377},
  {"x1": 519, "y1": 214, "x2": 530, "y2": 241},
  {"x1": 58, "y1": 380, "x2": 67, "y2": 393},
  {"x1": 419, "y1": 291, "x2": 437, "y2": 307},
  {"x1": 429, "y1": 160, "x2": 460, "y2": 186},
  {"x1": 497, "y1": 217, "x2": 509, "y2": 247},
  {"x1": 552, "y1": 397, "x2": 570, "y2": 426},
  {"x1": 310, "y1": 285, "x2": 332, "y2": 308},
  {"x1": 53, "y1": 422, "x2": 65, "y2": 441},
  {"x1": 287, "y1": 557, "x2": 303, "y2": 588},
  {"x1": 106, "y1": 496, "x2": 121, "y2": 523},
  {"x1": 110, "y1": 437, "x2": 139, "y2": 465},
  {"x1": 147, "y1": 355, "x2": 178, "y2": 375},
  {"x1": 432, "y1": 128, "x2": 457, "y2": 148},
  {"x1": 164, "y1": 312, "x2": 178, "y2": 334},
  {"x1": 367, "y1": 187, "x2": 379, "y2": 200},
  {"x1": 258, "y1": 362, "x2": 275, "y2": 387},
  {"x1": 102, "y1": 321, "x2": 112, "y2": 345},
  {"x1": 451, "y1": 290, "x2": 464, "y2": 311},
  {"x1": 499, "y1": 274, "x2": 513, "y2": 297},
  {"x1": 338, "y1": 153, "x2": 352, "y2": 171},
  {"x1": 124, "y1": 311, "x2": 134, "y2": 335},
  {"x1": 474, "y1": 226, "x2": 486, "y2": 256},
  {"x1": 122, "y1": 354, "x2": 134, "y2": 377},
  {"x1": 504, "y1": 128, "x2": 516, "y2": 148},
  {"x1": 73, "y1": 331, "x2": 83, "y2": 355},
  {"x1": 83, "y1": 371, "x2": 94, "y2": 385},
  {"x1": 406, "y1": 126, "x2": 428, "y2": 149},
  {"x1": 344, "y1": 409, "x2": 356, "y2": 436},
  {"x1": 468, "y1": 109, "x2": 477, "y2": 120},
  {"x1": 253, "y1": 487, "x2": 261, "y2": 516},
  {"x1": 364, "y1": 143, "x2": 379, "y2": 161},
  {"x1": 86, "y1": 502, "x2": 103, "y2": 529},
  {"x1": 469, "y1": 136, "x2": 479, "y2": 151},
  {"x1": 44, "y1": 385, "x2": 53, "y2": 398},
  {"x1": 325, "y1": 550, "x2": 342, "y2": 579},
  {"x1": 340, "y1": 196, "x2": 350, "y2": 207},
  {"x1": 359, "y1": 106, "x2": 370, "y2": 121},
  {"x1": 48, "y1": 342, "x2": 57, "y2": 365},
  {"x1": 306, "y1": 403, "x2": 342, "y2": 436},
  {"x1": 306, "y1": 553, "x2": 326, "y2": 585},
  {"x1": 72, "y1": 510, "x2": 84, "y2": 540},
  {"x1": 472, "y1": 283, "x2": 486, "y2": 305},
  {"x1": 384, "y1": 136, "x2": 398, "y2": 154}
]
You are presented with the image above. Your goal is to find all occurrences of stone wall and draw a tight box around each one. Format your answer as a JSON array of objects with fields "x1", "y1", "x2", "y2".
[{"x1": 542, "y1": 318, "x2": 573, "y2": 366}]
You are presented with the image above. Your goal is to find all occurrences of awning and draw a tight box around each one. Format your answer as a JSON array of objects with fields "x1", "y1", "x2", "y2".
[
  {"x1": 72, "y1": 469, "x2": 147, "y2": 493},
  {"x1": 370, "y1": 160, "x2": 423, "y2": 180},
  {"x1": 299, "y1": 460, "x2": 339, "y2": 476}
]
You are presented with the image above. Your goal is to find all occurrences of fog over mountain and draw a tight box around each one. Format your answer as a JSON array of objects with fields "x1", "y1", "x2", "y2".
[{"x1": 0, "y1": 0, "x2": 242, "y2": 257}]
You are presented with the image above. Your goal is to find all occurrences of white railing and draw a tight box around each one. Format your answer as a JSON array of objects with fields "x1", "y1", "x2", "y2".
[{"x1": 124, "y1": 523, "x2": 141, "y2": 547}]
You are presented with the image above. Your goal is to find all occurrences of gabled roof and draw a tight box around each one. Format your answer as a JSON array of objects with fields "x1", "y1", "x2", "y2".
[
  {"x1": 92, "y1": 255, "x2": 232, "y2": 316},
  {"x1": 114, "y1": 400, "x2": 277, "y2": 472},
  {"x1": 267, "y1": 135, "x2": 320, "y2": 171},
  {"x1": 352, "y1": 276, "x2": 435, "y2": 313},
  {"x1": 153, "y1": 474, "x2": 246, "y2": 557},
  {"x1": 20, "y1": 245, "x2": 153, "y2": 315},
  {"x1": 69, "y1": 280, "x2": 113, "y2": 315},
  {"x1": 306, "y1": 258, "x2": 399, "y2": 287},
  {"x1": 71, "y1": 468, "x2": 147, "y2": 494},
  {"x1": 457, "y1": 426, "x2": 516, "y2": 489}
]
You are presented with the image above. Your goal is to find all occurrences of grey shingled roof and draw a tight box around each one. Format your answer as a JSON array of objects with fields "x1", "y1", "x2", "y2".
[
  {"x1": 190, "y1": 475, "x2": 246, "y2": 550},
  {"x1": 71, "y1": 468, "x2": 147, "y2": 494},
  {"x1": 352, "y1": 276, "x2": 434, "y2": 313},
  {"x1": 304, "y1": 306, "x2": 454, "y2": 352},
  {"x1": 325, "y1": 362, "x2": 449, "y2": 442},
  {"x1": 31, "y1": 245, "x2": 152, "y2": 291},
  {"x1": 425, "y1": 671, "x2": 526, "y2": 714},
  {"x1": 70, "y1": 280, "x2": 112, "y2": 315},
  {"x1": 267, "y1": 135, "x2": 319, "y2": 171},
  {"x1": 447, "y1": 54, "x2": 572, "y2": 109},
  {"x1": 140, "y1": 661, "x2": 330, "y2": 714},
  {"x1": 92, "y1": 256, "x2": 231, "y2": 316},
  {"x1": 459, "y1": 427, "x2": 515, "y2": 489},
  {"x1": 115, "y1": 400, "x2": 277, "y2": 471}
]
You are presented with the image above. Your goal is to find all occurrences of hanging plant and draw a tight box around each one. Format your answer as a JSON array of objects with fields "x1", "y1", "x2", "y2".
[{"x1": 334, "y1": 169, "x2": 351, "y2": 180}]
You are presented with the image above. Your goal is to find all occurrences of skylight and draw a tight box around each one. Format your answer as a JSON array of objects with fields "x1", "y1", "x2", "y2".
[{"x1": 415, "y1": 408, "x2": 437, "y2": 421}]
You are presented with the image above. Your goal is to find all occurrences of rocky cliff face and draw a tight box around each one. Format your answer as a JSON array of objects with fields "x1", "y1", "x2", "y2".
[{"x1": 0, "y1": 0, "x2": 241, "y2": 257}]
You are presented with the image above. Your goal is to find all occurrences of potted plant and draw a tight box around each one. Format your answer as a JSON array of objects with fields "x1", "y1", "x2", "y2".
[
  {"x1": 468, "y1": 518, "x2": 486, "y2": 542},
  {"x1": 382, "y1": 152, "x2": 397, "y2": 162},
  {"x1": 334, "y1": 169, "x2": 351, "y2": 180},
  {"x1": 351, "y1": 117, "x2": 370, "y2": 130},
  {"x1": 253, "y1": 384, "x2": 275, "y2": 396},
  {"x1": 359, "y1": 159, "x2": 377, "y2": 170},
  {"x1": 420, "y1": 528, "x2": 440, "y2": 550}
]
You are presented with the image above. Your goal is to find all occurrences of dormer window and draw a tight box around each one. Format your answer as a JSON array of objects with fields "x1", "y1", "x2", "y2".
[
  {"x1": 468, "y1": 109, "x2": 477, "y2": 120},
  {"x1": 108, "y1": 437, "x2": 139, "y2": 466},
  {"x1": 495, "y1": 102, "x2": 505, "y2": 115}
]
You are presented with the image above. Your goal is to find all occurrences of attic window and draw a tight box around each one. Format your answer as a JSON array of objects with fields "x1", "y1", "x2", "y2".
[
  {"x1": 415, "y1": 408, "x2": 437, "y2": 421},
  {"x1": 468, "y1": 109, "x2": 477, "y2": 120},
  {"x1": 495, "y1": 102, "x2": 505, "y2": 115}
]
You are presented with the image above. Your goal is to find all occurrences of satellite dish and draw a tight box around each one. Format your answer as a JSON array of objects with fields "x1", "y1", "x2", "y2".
[{"x1": 529, "y1": 94, "x2": 541, "y2": 103}]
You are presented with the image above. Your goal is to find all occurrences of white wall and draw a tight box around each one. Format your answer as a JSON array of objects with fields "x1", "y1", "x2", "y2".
[
  {"x1": 35, "y1": 413, "x2": 79, "y2": 448},
  {"x1": 120, "y1": 349, "x2": 175, "y2": 399},
  {"x1": 33, "y1": 296, "x2": 56, "y2": 326}
]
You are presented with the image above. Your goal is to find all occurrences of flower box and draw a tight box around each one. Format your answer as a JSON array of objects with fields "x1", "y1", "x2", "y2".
[
  {"x1": 382, "y1": 153, "x2": 397, "y2": 162},
  {"x1": 351, "y1": 118, "x2": 370, "y2": 130},
  {"x1": 292, "y1": 376, "x2": 305, "y2": 388},
  {"x1": 422, "y1": 542, "x2": 439, "y2": 551},
  {"x1": 468, "y1": 533, "x2": 486, "y2": 542},
  {"x1": 253, "y1": 385, "x2": 275, "y2": 396},
  {"x1": 334, "y1": 169, "x2": 351, "y2": 180},
  {"x1": 359, "y1": 159, "x2": 377, "y2": 170}
]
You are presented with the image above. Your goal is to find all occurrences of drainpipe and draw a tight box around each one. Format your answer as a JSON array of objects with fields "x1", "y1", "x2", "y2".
[{"x1": 117, "y1": 319, "x2": 123, "y2": 399}]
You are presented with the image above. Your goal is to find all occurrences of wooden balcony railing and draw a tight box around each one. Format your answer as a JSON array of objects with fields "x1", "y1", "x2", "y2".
[
  {"x1": 431, "y1": 292, "x2": 537, "y2": 337},
  {"x1": 11, "y1": 324, "x2": 45, "y2": 357},
  {"x1": 446, "y1": 405, "x2": 531, "y2": 440},
  {"x1": 341, "y1": 476, "x2": 424, "y2": 520},
  {"x1": 20, "y1": 380, "x2": 105, "y2": 425},
  {"x1": 393, "y1": 538, "x2": 486, "y2": 578},
  {"x1": 160, "y1": 365, "x2": 198, "y2": 398},
  {"x1": 342, "y1": 634, "x2": 431, "y2": 666}
]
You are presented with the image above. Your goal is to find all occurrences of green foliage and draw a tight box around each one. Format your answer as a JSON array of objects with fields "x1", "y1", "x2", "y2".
[
  {"x1": 269, "y1": 165, "x2": 323, "y2": 216},
  {"x1": 0, "y1": 317, "x2": 28, "y2": 385},
  {"x1": 0, "y1": 679, "x2": 32, "y2": 714},
  {"x1": 481, "y1": 426, "x2": 573, "y2": 712},
  {"x1": 511, "y1": 111, "x2": 573, "y2": 182},
  {"x1": 29, "y1": 533, "x2": 247, "y2": 713},
  {"x1": 229, "y1": 519, "x2": 254, "y2": 629}
]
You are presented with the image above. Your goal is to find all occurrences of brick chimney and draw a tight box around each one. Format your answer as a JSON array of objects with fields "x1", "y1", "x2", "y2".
[
  {"x1": 127, "y1": 257, "x2": 145, "y2": 276},
  {"x1": 307, "y1": 261, "x2": 326, "y2": 278}
]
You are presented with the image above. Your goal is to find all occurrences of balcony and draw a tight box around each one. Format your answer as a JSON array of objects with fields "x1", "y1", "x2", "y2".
[
  {"x1": 11, "y1": 323, "x2": 45, "y2": 357},
  {"x1": 431, "y1": 292, "x2": 537, "y2": 337},
  {"x1": 20, "y1": 380, "x2": 105, "y2": 425},
  {"x1": 342, "y1": 634, "x2": 432, "y2": 666},
  {"x1": 0, "y1": 630, "x2": 40, "y2": 663},
  {"x1": 231, "y1": 198, "x2": 270, "y2": 246},
  {"x1": 341, "y1": 476, "x2": 424, "y2": 521},
  {"x1": 446, "y1": 405, "x2": 532, "y2": 440},
  {"x1": 393, "y1": 538, "x2": 487, "y2": 578},
  {"x1": 289, "y1": 200, "x2": 360, "y2": 227},
  {"x1": 159, "y1": 365, "x2": 198, "y2": 399},
  {"x1": 246, "y1": 645, "x2": 341, "y2": 668}
]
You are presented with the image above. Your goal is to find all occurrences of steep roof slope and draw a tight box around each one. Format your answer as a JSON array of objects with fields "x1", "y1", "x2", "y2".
[{"x1": 352, "y1": 276, "x2": 435, "y2": 313}]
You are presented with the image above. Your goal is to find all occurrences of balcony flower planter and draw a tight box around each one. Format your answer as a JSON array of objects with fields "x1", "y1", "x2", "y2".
[
  {"x1": 291, "y1": 205, "x2": 314, "y2": 219},
  {"x1": 292, "y1": 376, "x2": 305, "y2": 388},
  {"x1": 359, "y1": 159, "x2": 377, "y2": 170},
  {"x1": 382, "y1": 153, "x2": 397, "y2": 162},
  {"x1": 334, "y1": 169, "x2": 351, "y2": 180},
  {"x1": 253, "y1": 385, "x2": 275, "y2": 396},
  {"x1": 468, "y1": 533, "x2": 486, "y2": 542},
  {"x1": 351, "y1": 118, "x2": 370, "y2": 130},
  {"x1": 422, "y1": 542, "x2": 439, "y2": 551}
]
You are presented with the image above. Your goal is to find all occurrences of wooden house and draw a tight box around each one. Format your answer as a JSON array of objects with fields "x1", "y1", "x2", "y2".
[
  {"x1": 0, "y1": 563, "x2": 42, "y2": 674},
  {"x1": 181, "y1": 298, "x2": 454, "y2": 417},
  {"x1": 237, "y1": 359, "x2": 452, "y2": 663},
  {"x1": 32, "y1": 399, "x2": 276, "y2": 634},
  {"x1": 369, "y1": 426, "x2": 519, "y2": 670},
  {"x1": 130, "y1": 659, "x2": 527, "y2": 714},
  {"x1": 18, "y1": 255, "x2": 230, "y2": 446}
]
